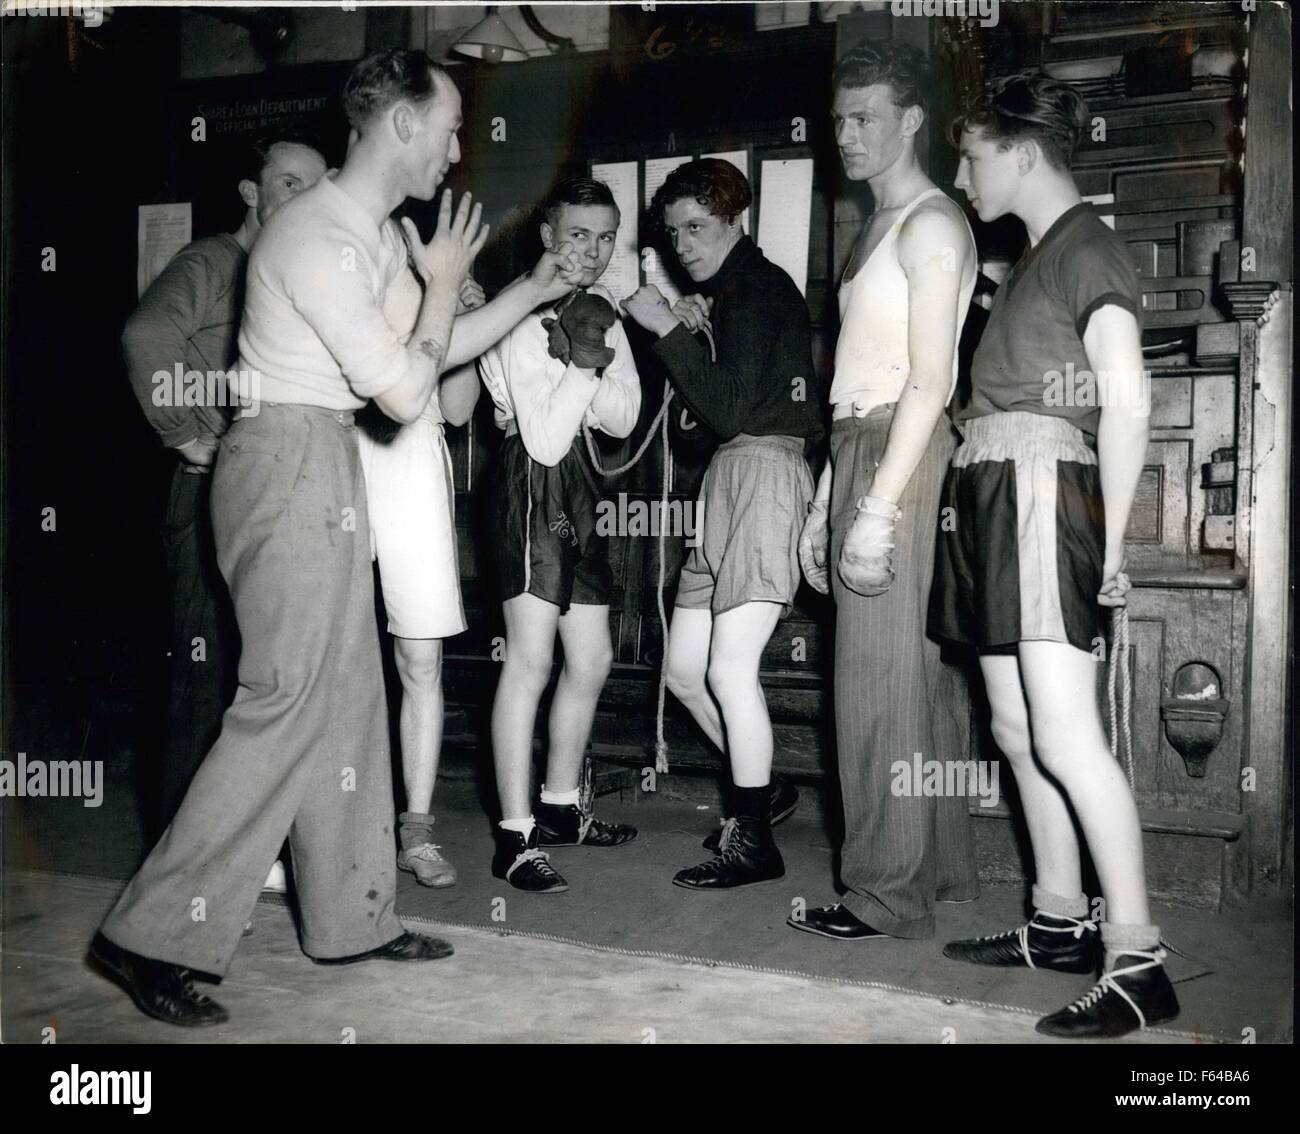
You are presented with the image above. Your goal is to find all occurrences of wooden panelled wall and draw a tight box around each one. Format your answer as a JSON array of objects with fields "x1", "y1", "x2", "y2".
[{"x1": 434, "y1": 5, "x2": 1294, "y2": 909}]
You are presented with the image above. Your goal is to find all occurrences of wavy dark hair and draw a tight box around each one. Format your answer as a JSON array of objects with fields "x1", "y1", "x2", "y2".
[
  {"x1": 651, "y1": 158, "x2": 752, "y2": 226},
  {"x1": 949, "y1": 72, "x2": 1088, "y2": 170},
  {"x1": 833, "y1": 39, "x2": 931, "y2": 116},
  {"x1": 342, "y1": 48, "x2": 449, "y2": 132}
]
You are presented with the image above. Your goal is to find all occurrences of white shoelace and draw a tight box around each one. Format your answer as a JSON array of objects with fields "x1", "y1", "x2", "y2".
[
  {"x1": 973, "y1": 914, "x2": 1096, "y2": 970},
  {"x1": 1063, "y1": 947, "x2": 1167, "y2": 1029},
  {"x1": 406, "y1": 843, "x2": 446, "y2": 864},
  {"x1": 505, "y1": 847, "x2": 556, "y2": 881}
]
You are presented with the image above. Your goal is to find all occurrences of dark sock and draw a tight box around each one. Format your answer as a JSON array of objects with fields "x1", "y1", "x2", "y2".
[{"x1": 733, "y1": 784, "x2": 770, "y2": 823}]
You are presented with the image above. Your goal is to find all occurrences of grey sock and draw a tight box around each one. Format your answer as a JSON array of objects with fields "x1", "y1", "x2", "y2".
[
  {"x1": 1101, "y1": 921, "x2": 1162, "y2": 970},
  {"x1": 399, "y1": 811, "x2": 435, "y2": 851},
  {"x1": 1032, "y1": 884, "x2": 1090, "y2": 920}
]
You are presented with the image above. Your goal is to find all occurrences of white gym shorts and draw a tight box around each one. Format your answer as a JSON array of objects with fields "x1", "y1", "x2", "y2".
[{"x1": 357, "y1": 415, "x2": 467, "y2": 640}]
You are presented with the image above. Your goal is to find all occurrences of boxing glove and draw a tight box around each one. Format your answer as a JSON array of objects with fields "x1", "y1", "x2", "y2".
[
  {"x1": 542, "y1": 290, "x2": 617, "y2": 371},
  {"x1": 837, "y1": 494, "x2": 902, "y2": 597}
]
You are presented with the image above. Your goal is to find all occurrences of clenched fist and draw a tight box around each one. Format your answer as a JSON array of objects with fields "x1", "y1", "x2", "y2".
[
  {"x1": 798, "y1": 500, "x2": 830, "y2": 595},
  {"x1": 620, "y1": 284, "x2": 678, "y2": 338}
]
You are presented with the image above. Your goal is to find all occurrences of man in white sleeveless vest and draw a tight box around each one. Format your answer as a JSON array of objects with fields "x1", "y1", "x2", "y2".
[{"x1": 789, "y1": 40, "x2": 980, "y2": 942}]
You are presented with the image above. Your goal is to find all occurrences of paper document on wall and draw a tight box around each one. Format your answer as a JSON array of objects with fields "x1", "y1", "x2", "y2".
[
  {"x1": 642, "y1": 156, "x2": 692, "y2": 304},
  {"x1": 757, "y1": 159, "x2": 813, "y2": 297},
  {"x1": 590, "y1": 161, "x2": 640, "y2": 303},
  {"x1": 137, "y1": 203, "x2": 192, "y2": 297},
  {"x1": 701, "y1": 150, "x2": 750, "y2": 233}
]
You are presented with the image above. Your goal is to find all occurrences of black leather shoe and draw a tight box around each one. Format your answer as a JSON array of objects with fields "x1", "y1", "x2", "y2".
[
  {"x1": 89, "y1": 932, "x2": 229, "y2": 1027},
  {"x1": 491, "y1": 826, "x2": 569, "y2": 893},
  {"x1": 703, "y1": 776, "x2": 799, "y2": 851},
  {"x1": 787, "y1": 902, "x2": 888, "y2": 940},
  {"x1": 310, "y1": 930, "x2": 454, "y2": 966},
  {"x1": 1036, "y1": 948, "x2": 1180, "y2": 1037},
  {"x1": 674, "y1": 816, "x2": 785, "y2": 890},
  {"x1": 944, "y1": 911, "x2": 1100, "y2": 973},
  {"x1": 536, "y1": 801, "x2": 637, "y2": 847}
]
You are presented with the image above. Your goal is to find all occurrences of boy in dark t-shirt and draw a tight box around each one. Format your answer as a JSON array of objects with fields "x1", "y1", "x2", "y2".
[{"x1": 929, "y1": 74, "x2": 1178, "y2": 1039}]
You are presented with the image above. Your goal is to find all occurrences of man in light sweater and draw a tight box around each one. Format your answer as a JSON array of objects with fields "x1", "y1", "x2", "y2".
[{"x1": 92, "y1": 49, "x2": 579, "y2": 1027}]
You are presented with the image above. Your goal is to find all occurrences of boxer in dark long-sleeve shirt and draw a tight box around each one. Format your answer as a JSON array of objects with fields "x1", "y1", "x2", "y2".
[
  {"x1": 122, "y1": 136, "x2": 326, "y2": 834},
  {"x1": 624, "y1": 159, "x2": 823, "y2": 890},
  {"x1": 650, "y1": 234, "x2": 821, "y2": 444}
]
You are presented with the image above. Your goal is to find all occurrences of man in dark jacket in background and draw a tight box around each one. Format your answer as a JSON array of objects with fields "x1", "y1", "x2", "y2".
[{"x1": 122, "y1": 133, "x2": 327, "y2": 837}]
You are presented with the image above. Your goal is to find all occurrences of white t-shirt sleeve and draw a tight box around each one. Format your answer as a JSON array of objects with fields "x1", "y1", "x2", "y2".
[
  {"x1": 284, "y1": 231, "x2": 413, "y2": 401},
  {"x1": 585, "y1": 315, "x2": 641, "y2": 439}
]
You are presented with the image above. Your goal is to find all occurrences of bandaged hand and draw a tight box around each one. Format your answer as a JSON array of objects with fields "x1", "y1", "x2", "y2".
[
  {"x1": 798, "y1": 500, "x2": 830, "y2": 595},
  {"x1": 542, "y1": 290, "x2": 617, "y2": 371},
  {"x1": 837, "y1": 495, "x2": 903, "y2": 596}
]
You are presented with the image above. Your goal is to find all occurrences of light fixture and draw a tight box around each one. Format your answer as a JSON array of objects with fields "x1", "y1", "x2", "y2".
[{"x1": 450, "y1": 6, "x2": 529, "y2": 64}]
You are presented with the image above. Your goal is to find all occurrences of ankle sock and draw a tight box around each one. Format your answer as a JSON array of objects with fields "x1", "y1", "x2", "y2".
[
  {"x1": 398, "y1": 811, "x2": 435, "y2": 851},
  {"x1": 540, "y1": 786, "x2": 580, "y2": 806},
  {"x1": 500, "y1": 817, "x2": 536, "y2": 839},
  {"x1": 733, "y1": 784, "x2": 770, "y2": 823},
  {"x1": 1101, "y1": 921, "x2": 1162, "y2": 970},
  {"x1": 1031, "y1": 884, "x2": 1090, "y2": 920}
]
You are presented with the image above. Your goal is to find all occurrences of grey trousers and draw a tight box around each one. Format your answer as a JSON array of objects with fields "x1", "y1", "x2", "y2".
[
  {"x1": 829, "y1": 406, "x2": 979, "y2": 938},
  {"x1": 102, "y1": 404, "x2": 404, "y2": 975}
]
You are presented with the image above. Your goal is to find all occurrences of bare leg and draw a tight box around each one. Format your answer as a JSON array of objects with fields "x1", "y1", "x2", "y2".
[
  {"x1": 707, "y1": 602, "x2": 783, "y2": 787},
  {"x1": 545, "y1": 603, "x2": 613, "y2": 793},
  {"x1": 392, "y1": 636, "x2": 444, "y2": 813},
  {"x1": 491, "y1": 593, "x2": 560, "y2": 820},
  {"x1": 978, "y1": 654, "x2": 1083, "y2": 901},
  {"x1": 1018, "y1": 641, "x2": 1150, "y2": 925},
  {"x1": 663, "y1": 605, "x2": 726, "y2": 751}
]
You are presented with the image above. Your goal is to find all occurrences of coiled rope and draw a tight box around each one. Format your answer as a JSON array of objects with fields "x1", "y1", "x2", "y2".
[
  {"x1": 1106, "y1": 605, "x2": 1135, "y2": 790},
  {"x1": 581, "y1": 321, "x2": 717, "y2": 774}
]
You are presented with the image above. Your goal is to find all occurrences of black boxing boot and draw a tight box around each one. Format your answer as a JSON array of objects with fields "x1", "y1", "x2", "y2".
[
  {"x1": 675, "y1": 786, "x2": 784, "y2": 890},
  {"x1": 944, "y1": 909, "x2": 1101, "y2": 973},
  {"x1": 703, "y1": 775, "x2": 799, "y2": 851},
  {"x1": 535, "y1": 799, "x2": 637, "y2": 848},
  {"x1": 491, "y1": 824, "x2": 569, "y2": 894},
  {"x1": 1036, "y1": 947, "x2": 1180, "y2": 1038}
]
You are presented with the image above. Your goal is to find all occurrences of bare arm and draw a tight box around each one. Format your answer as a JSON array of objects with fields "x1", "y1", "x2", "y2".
[
  {"x1": 866, "y1": 207, "x2": 973, "y2": 504},
  {"x1": 812, "y1": 459, "x2": 832, "y2": 504},
  {"x1": 371, "y1": 194, "x2": 488, "y2": 424},
  {"x1": 438, "y1": 361, "x2": 480, "y2": 426},
  {"x1": 444, "y1": 242, "x2": 582, "y2": 368},
  {"x1": 1085, "y1": 305, "x2": 1149, "y2": 601}
]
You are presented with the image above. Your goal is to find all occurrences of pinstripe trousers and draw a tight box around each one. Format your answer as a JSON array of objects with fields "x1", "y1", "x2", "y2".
[{"x1": 829, "y1": 406, "x2": 980, "y2": 938}]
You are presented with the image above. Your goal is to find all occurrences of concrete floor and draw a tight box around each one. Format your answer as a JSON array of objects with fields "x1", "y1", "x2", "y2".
[
  {"x1": 5, "y1": 869, "x2": 1181, "y2": 1044},
  {"x1": 3, "y1": 767, "x2": 1292, "y2": 1043}
]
